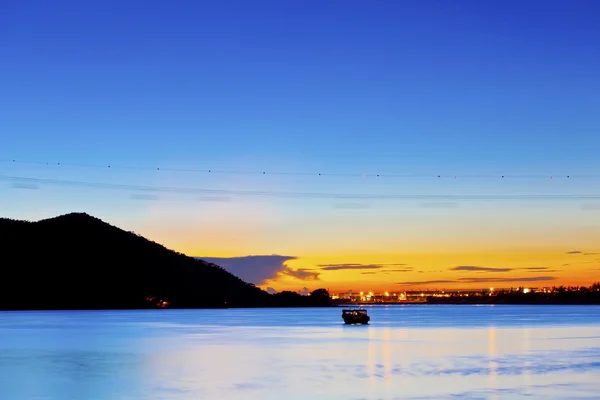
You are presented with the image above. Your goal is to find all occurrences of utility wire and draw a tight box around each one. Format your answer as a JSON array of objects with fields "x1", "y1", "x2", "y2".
[
  {"x1": 1, "y1": 158, "x2": 595, "y2": 179},
  {"x1": 2, "y1": 175, "x2": 599, "y2": 201}
]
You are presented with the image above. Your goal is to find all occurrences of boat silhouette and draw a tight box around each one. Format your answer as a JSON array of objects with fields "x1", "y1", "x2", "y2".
[{"x1": 342, "y1": 308, "x2": 370, "y2": 324}]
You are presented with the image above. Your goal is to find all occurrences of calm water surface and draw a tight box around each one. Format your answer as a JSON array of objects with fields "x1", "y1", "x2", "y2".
[{"x1": 1, "y1": 305, "x2": 600, "y2": 399}]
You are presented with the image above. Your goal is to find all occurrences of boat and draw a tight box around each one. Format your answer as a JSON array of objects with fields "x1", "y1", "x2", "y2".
[{"x1": 342, "y1": 308, "x2": 370, "y2": 324}]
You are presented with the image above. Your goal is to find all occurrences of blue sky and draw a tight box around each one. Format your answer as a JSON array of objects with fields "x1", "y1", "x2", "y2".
[
  {"x1": 2, "y1": 0, "x2": 599, "y2": 174},
  {"x1": 1, "y1": 0, "x2": 599, "y2": 290}
]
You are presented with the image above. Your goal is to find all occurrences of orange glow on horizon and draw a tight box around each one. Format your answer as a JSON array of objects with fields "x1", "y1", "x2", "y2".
[{"x1": 257, "y1": 248, "x2": 600, "y2": 293}]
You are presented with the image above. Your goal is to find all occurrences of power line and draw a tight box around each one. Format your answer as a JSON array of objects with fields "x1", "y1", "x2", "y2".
[
  {"x1": 2, "y1": 175, "x2": 599, "y2": 201},
  {"x1": 1, "y1": 158, "x2": 596, "y2": 180}
]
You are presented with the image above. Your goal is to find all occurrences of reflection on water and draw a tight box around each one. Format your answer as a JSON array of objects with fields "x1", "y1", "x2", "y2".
[
  {"x1": 1, "y1": 306, "x2": 600, "y2": 399},
  {"x1": 488, "y1": 327, "x2": 497, "y2": 400}
]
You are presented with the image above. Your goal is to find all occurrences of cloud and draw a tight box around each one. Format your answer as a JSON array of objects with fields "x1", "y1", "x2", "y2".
[
  {"x1": 266, "y1": 287, "x2": 277, "y2": 294},
  {"x1": 397, "y1": 276, "x2": 558, "y2": 286},
  {"x1": 384, "y1": 268, "x2": 414, "y2": 273},
  {"x1": 451, "y1": 266, "x2": 512, "y2": 272},
  {"x1": 584, "y1": 253, "x2": 597, "y2": 256},
  {"x1": 566, "y1": 251, "x2": 583, "y2": 254},
  {"x1": 580, "y1": 203, "x2": 600, "y2": 211},
  {"x1": 318, "y1": 264, "x2": 383, "y2": 271},
  {"x1": 397, "y1": 280, "x2": 456, "y2": 286},
  {"x1": 197, "y1": 255, "x2": 319, "y2": 285},
  {"x1": 281, "y1": 268, "x2": 320, "y2": 280},
  {"x1": 297, "y1": 287, "x2": 309, "y2": 296},
  {"x1": 457, "y1": 276, "x2": 558, "y2": 283},
  {"x1": 130, "y1": 194, "x2": 159, "y2": 201},
  {"x1": 361, "y1": 267, "x2": 414, "y2": 275},
  {"x1": 333, "y1": 202, "x2": 370, "y2": 209},
  {"x1": 317, "y1": 263, "x2": 408, "y2": 271},
  {"x1": 418, "y1": 202, "x2": 458, "y2": 209},
  {"x1": 521, "y1": 267, "x2": 559, "y2": 272}
]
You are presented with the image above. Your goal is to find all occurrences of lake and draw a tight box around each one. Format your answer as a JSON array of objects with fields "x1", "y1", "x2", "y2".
[{"x1": 1, "y1": 305, "x2": 600, "y2": 399}]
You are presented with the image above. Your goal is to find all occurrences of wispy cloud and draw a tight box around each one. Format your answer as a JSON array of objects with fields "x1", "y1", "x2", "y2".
[
  {"x1": 197, "y1": 255, "x2": 319, "y2": 285},
  {"x1": 397, "y1": 280, "x2": 456, "y2": 286},
  {"x1": 584, "y1": 252, "x2": 597, "y2": 256},
  {"x1": 521, "y1": 267, "x2": 559, "y2": 272},
  {"x1": 317, "y1": 263, "x2": 408, "y2": 271},
  {"x1": 281, "y1": 268, "x2": 320, "y2": 280},
  {"x1": 566, "y1": 251, "x2": 583, "y2": 254},
  {"x1": 450, "y1": 266, "x2": 512, "y2": 272},
  {"x1": 397, "y1": 276, "x2": 558, "y2": 286},
  {"x1": 333, "y1": 202, "x2": 370, "y2": 209},
  {"x1": 418, "y1": 202, "x2": 458, "y2": 209},
  {"x1": 457, "y1": 276, "x2": 557, "y2": 283},
  {"x1": 360, "y1": 268, "x2": 414, "y2": 275},
  {"x1": 319, "y1": 264, "x2": 382, "y2": 271}
]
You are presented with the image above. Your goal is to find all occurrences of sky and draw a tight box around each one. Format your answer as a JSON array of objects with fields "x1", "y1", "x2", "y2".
[{"x1": 1, "y1": 0, "x2": 599, "y2": 293}]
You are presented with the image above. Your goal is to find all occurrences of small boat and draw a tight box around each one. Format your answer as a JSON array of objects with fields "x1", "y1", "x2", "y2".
[{"x1": 342, "y1": 308, "x2": 370, "y2": 324}]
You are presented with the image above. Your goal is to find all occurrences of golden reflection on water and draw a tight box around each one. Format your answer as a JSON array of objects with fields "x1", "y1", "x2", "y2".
[
  {"x1": 382, "y1": 327, "x2": 393, "y2": 400},
  {"x1": 488, "y1": 327, "x2": 497, "y2": 400},
  {"x1": 367, "y1": 326, "x2": 376, "y2": 385},
  {"x1": 383, "y1": 328, "x2": 392, "y2": 383},
  {"x1": 396, "y1": 328, "x2": 408, "y2": 394},
  {"x1": 523, "y1": 327, "x2": 531, "y2": 394}
]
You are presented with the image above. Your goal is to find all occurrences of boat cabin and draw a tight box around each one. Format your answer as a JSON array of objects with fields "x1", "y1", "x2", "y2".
[{"x1": 342, "y1": 308, "x2": 370, "y2": 324}]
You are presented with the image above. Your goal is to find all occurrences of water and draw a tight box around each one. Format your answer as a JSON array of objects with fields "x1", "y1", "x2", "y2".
[{"x1": 1, "y1": 305, "x2": 600, "y2": 399}]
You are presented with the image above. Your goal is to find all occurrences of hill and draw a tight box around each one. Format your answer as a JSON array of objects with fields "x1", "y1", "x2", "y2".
[{"x1": 0, "y1": 213, "x2": 331, "y2": 310}]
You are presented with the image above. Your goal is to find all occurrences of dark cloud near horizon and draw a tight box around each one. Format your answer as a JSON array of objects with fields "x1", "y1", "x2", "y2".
[
  {"x1": 457, "y1": 276, "x2": 557, "y2": 283},
  {"x1": 359, "y1": 268, "x2": 414, "y2": 275},
  {"x1": 320, "y1": 264, "x2": 382, "y2": 271},
  {"x1": 451, "y1": 266, "x2": 512, "y2": 272},
  {"x1": 398, "y1": 276, "x2": 557, "y2": 286},
  {"x1": 397, "y1": 280, "x2": 456, "y2": 286},
  {"x1": 197, "y1": 255, "x2": 319, "y2": 285},
  {"x1": 317, "y1": 263, "x2": 407, "y2": 271},
  {"x1": 521, "y1": 267, "x2": 559, "y2": 272},
  {"x1": 281, "y1": 267, "x2": 320, "y2": 280}
]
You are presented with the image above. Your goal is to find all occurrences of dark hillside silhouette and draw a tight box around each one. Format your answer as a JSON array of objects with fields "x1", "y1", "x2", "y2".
[{"x1": 0, "y1": 213, "x2": 331, "y2": 310}]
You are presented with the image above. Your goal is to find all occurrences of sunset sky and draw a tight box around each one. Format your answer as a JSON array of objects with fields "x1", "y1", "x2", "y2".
[{"x1": 1, "y1": 0, "x2": 599, "y2": 293}]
